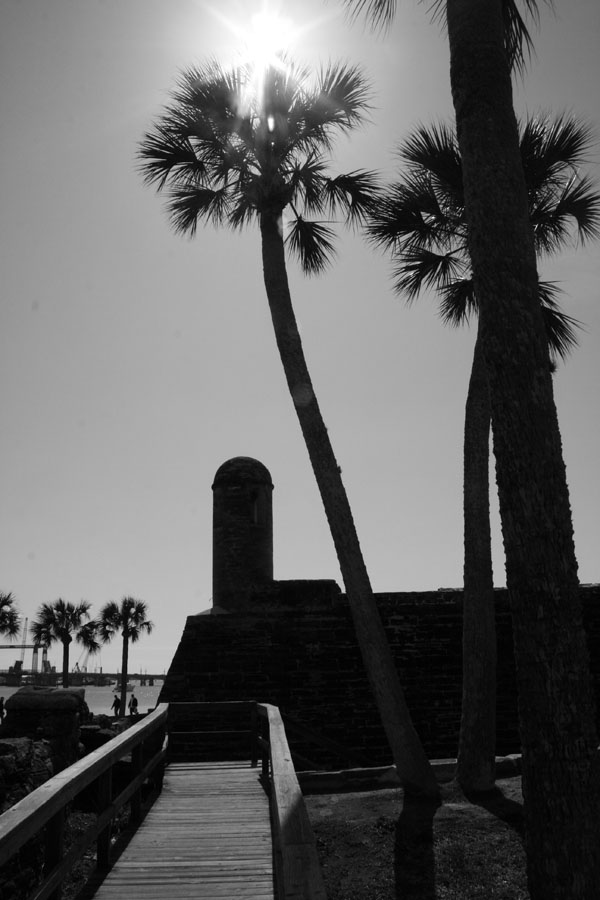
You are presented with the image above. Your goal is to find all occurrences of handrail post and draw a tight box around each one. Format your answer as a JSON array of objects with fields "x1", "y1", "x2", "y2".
[
  {"x1": 156, "y1": 723, "x2": 167, "y2": 792},
  {"x1": 131, "y1": 741, "x2": 143, "y2": 823},
  {"x1": 96, "y1": 767, "x2": 113, "y2": 871},
  {"x1": 250, "y1": 702, "x2": 258, "y2": 767},
  {"x1": 45, "y1": 808, "x2": 65, "y2": 900},
  {"x1": 261, "y1": 712, "x2": 270, "y2": 781}
]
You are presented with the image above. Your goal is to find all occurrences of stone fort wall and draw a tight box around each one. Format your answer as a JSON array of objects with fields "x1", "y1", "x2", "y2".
[{"x1": 160, "y1": 580, "x2": 600, "y2": 768}]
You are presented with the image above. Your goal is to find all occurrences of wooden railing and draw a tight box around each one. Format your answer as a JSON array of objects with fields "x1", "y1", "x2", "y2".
[
  {"x1": 0, "y1": 703, "x2": 169, "y2": 900},
  {"x1": 0, "y1": 701, "x2": 325, "y2": 900},
  {"x1": 257, "y1": 703, "x2": 326, "y2": 900},
  {"x1": 166, "y1": 700, "x2": 325, "y2": 899},
  {"x1": 167, "y1": 699, "x2": 259, "y2": 763}
]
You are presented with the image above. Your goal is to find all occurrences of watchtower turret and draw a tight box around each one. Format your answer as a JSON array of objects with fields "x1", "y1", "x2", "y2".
[{"x1": 211, "y1": 457, "x2": 274, "y2": 612}]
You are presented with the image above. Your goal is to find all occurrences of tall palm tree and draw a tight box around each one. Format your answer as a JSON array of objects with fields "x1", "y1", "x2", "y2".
[
  {"x1": 0, "y1": 592, "x2": 20, "y2": 638},
  {"x1": 368, "y1": 114, "x2": 599, "y2": 792},
  {"x1": 139, "y1": 58, "x2": 438, "y2": 797},
  {"x1": 344, "y1": 0, "x2": 600, "y2": 894},
  {"x1": 30, "y1": 599, "x2": 99, "y2": 689},
  {"x1": 98, "y1": 598, "x2": 153, "y2": 716}
]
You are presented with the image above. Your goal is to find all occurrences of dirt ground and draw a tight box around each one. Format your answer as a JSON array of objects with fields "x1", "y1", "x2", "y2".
[{"x1": 305, "y1": 776, "x2": 528, "y2": 900}]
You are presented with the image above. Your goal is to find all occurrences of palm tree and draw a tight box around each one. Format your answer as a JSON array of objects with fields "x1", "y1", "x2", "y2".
[
  {"x1": 343, "y1": 0, "x2": 600, "y2": 894},
  {"x1": 138, "y1": 58, "x2": 438, "y2": 797},
  {"x1": 98, "y1": 598, "x2": 153, "y2": 716},
  {"x1": 30, "y1": 599, "x2": 99, "y2": 689},
  {"x1": 0, "y1": 592, "x2": 20, "y2": 638},
  {"x1": 368, "y1": 114, "x2": 599, "y2": 792}
]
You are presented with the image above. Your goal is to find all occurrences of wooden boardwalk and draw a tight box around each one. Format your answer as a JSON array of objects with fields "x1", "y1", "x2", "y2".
[{"x1": 90, "y1": 761, "x2": 275, "y2": 900}]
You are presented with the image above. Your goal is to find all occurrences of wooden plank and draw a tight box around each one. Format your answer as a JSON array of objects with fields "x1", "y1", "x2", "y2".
[{"x1": 90, "y1": 761, "x2": 275, "y2": 900}]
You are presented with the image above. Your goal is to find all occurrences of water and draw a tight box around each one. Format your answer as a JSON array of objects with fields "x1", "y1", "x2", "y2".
[{"x1": 0, "y1": 682, "x2": 164, "y2": 717}]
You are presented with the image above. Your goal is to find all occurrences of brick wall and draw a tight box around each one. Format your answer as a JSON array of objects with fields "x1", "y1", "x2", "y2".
[{"x1": 160, "y1": 581, "x2": 600, "y2": 768}]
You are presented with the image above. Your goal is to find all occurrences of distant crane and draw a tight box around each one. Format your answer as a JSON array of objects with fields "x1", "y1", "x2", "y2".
[
  {"x1": 20, "y1": 617, "x2": 28, "y2": 662},
  {"x1": 0, "y1": 617, "x2": 46, "y2": 672}
]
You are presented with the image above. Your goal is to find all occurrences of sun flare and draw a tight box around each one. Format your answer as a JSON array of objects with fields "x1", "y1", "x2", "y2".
[
  {"x1": 245, "y1": 10, "x2": 295, "y2": 71},
  {"x1": 206, "y1": 3, "x2": 299, "y2": 74},
  {"x1": 200, "y1": 1, "x2": 338, "y2": 116}
]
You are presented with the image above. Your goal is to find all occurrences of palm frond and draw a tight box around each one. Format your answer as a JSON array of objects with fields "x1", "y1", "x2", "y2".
[
  {"x1": 538, "y1": 281, "x2": 582, "y2": 361},
  {"x1": 286, "y1": 216, "x2": 336, "y2": 275},
  {"x1": 501, "y1": 0, "x2": 541, "y2": 75},
  {"x1": 324, "y1": 170, "x2": 381, "y2": 225},
  {"x1": 391, "y1": 247, "x2": 466, "y2": 301},
  {"x1": 173, "y1": 61, "x2": 249, "y2": 136},
  {"x1": 98, "y1": 601, "x2": 121, "y2": 642},
  {"x1": 138, "y1": 125, "x2": 204, "y2": 190},
  {"x1": 532, "y1": 175, "x2": 600, "y2": 254},
  {"x1": 368, "y1": 174, "x2": 463, "y2": 253},
  {"x1": 229, "y1": 193, "x2": 260, "y2": 229},
  {"x1": 554, "y1": 175, "x2": 600, "y2": 242},
  {"x1": 400, "y1": 123, "x2": 461, "y2": 184},
  {"x1": 438, "y1": 278, "x2": 477, "y2": 327},
  {"x1": 263, "y1": 60, "x2": 310, "y2": 121},
  {"x1": 342, "y1": 0, "x2": 396, "y2": 30},
  {"x1": 121, "y1": 597, "x2": 154, "y2": 641},
  {"x1": 521, "y1": 114, "x2": 595, "y2": 193},
  {"x1": 287, "y1": 153, "x2": 329, "y2": 214},
  {"x1": 0, "y1": 592, "x2": 20, "y2": 638},
  {"x1": 294, "y1": 63, "x2": 371, "y2": 154},
  {"x1": 317, "y1": 63, "x2": 372, "y2": 127},
  {"x1": 167, "y1": 185, "x2": 232, "y2": 235},
  {"x1": 78, "y1": 621, "x2": 100, "y2": 654},
  {"x1": 130, "y1": 620, "x2": 154, "y2": 643}
]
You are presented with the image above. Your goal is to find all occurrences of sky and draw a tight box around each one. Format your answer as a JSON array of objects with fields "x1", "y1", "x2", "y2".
[{"x1": 1, "y1": 0, "x2": 599, "y2": 677}]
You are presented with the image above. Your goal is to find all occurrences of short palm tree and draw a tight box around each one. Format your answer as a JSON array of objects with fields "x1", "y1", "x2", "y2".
[
  {"x1": 0, "y1": 592, "x2": 20, "y2": 638},
  {"x1": 30, "y1": 599, "x2": 99, "y2": 688},
  {"x1": 138, "y1": 57, "x2": 438, "y2": 796},
  {"x1": 368, "y1": 113, "x2": 600, "y2": 790},
  {"x1": 98, "y1": 598, "x2": 153, "y2": 716}
]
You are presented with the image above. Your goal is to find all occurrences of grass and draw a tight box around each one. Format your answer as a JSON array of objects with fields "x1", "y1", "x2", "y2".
[{"x1": 305, "y1": 776, "x2": 528, "y2": 899}]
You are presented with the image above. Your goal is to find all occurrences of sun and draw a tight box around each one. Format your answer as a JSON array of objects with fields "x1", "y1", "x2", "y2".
[
  {"x1": 201, "y1": 3, "x2": 302, "y2": 116},
  {"x1": 200, "y1": 1, "x2": 338, "y2": 115},
  {"x1": 245, "y1": 9, "x2": 296, "y2": 71},
  {"x1": 205, "y1": 3, "x2": 299, "y2": 73},
  {"x1": 200, "y1": 1, "x2": 341, "y2": 80}
]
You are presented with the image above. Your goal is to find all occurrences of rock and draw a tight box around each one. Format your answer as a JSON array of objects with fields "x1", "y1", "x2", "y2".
[
  {"x1": 5, "y1": 686, "x2": 86, "y2": 713},
  {"x1": 2, "y1": 686, "x2": 88, "y2": 773}
]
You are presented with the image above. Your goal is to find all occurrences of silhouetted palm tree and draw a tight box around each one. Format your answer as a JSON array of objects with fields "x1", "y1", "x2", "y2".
[
  {"x1": 31, "y1": 599, "x2": 98, "y2": 688},
  {"x1": 368, "y1": 113, "x2": 599, "y2": 791},
  {"x1": 343, "y1": 0, "x2": 600, "y2": 892},
  {"x1": 138, "y1": 57, "x2": 438, "y2": 796},
  {"x1": 0, "y1": 592, "x2": 20, "y2": 638},
  {"x1": 98, "y1": 598, "x2": 153, "y2": 716}
]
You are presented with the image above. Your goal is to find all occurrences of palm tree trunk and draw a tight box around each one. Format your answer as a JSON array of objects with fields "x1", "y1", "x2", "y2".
[
  {"x1": 119, "y1": 633, "x2": 129, "y2": 717},
  {"x1": 259, "y1": 212, "x2": 439, "y2": 798},
  {"x1": 62, "y1": 639, "x2": 71, "y2": 689},
  {"x1": 457, "y1": 323, "x2": 496, "y2": 791},
  {"x1": 447, "y1": 0, "x2": 600, "y2": 893}
]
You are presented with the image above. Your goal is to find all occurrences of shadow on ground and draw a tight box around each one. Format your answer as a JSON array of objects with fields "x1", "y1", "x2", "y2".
[
  {"x1": 394, "y1": 793, "x2": 440, "y2": 899},
  {"x1": 464, "y1": 785, "x2": 524, "y2": 836},
  {"x1": 306, "y1": 777, "x2": 528, "y2": 900}
]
